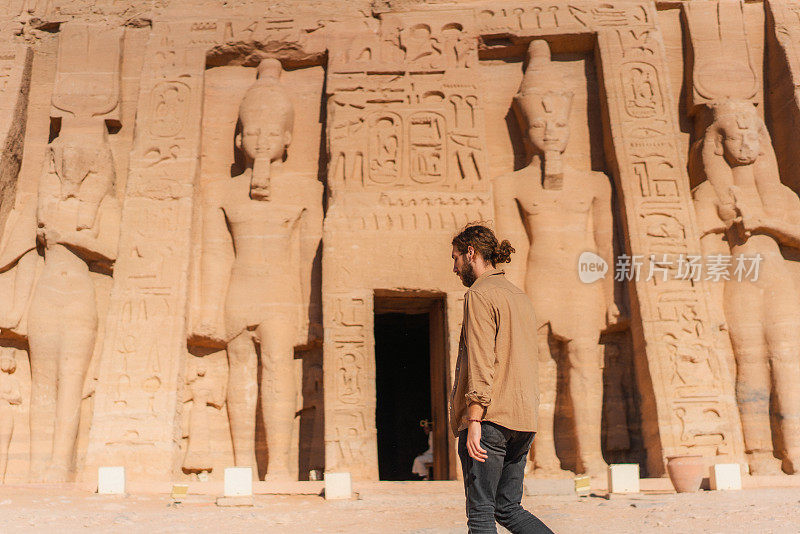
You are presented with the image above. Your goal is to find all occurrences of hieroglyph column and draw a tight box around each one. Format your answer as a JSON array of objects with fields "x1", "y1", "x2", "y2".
[{"x1": 83, "y1": 23, "x2": 205, "y2": 482}]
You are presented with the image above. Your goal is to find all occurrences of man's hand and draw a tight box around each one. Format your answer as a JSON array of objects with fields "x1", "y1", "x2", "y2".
[{"x1": 466, "y1": 421, "x2": 488, "y2": 462}]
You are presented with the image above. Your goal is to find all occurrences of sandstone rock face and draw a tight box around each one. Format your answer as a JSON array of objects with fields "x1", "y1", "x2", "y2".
[{"x1": 0, "y1": 0, "x2": 799, "y2": 484}]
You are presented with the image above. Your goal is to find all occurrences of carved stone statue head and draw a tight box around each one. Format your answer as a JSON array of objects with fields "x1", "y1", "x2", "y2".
[
  {"x1": 707, "y1": 99, "x2": 765, "y2": 167},
  {"x1": 237, "y1": 58, "x2": 295, "y2": 200},
  {"x1": 514, "y1": 40, "x2": 574, "y2": 156}
]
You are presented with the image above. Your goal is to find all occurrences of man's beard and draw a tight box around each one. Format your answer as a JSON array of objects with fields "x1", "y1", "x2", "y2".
[{"x1": 460, "y1": 263, "x2": 477, "y2": 287}]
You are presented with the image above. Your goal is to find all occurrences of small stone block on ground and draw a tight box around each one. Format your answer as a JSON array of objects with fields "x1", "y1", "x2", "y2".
[
  {"x1": 171, "y1": 484, "x2": 188, "y2": 501},
  {"x1": 215, "y1": 496, "x2": 254, "y2": 507},
  {"x1": 608, "y1": 464, "x2": 640, "y2": 494},
  {"x1": 523, "y1": 477, "x2": 575, "y2": 496},
  {"x1": 98, "y1": 467, "x2": 126, "y2": 495},
  {"x1": 710, "y1": 464, "x2": 742, "y2": 491},
  {"x1": 324, "y1": 472, "x2": 352, "y2": 500},
  {"x1": 224, "y1": 467, "x2": 253, "y2": 497},
  {"x1": 573, "y1": 475, "x2": 591, "y2": 495}
]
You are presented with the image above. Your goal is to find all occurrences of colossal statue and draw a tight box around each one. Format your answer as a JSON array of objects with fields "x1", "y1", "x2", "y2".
[
  {"x1": 195, "y1": 59, "x2": 323, "y2": 481},
  {"x1": 30, "y1": 126, "x2": 120, "y2": 482},
  {"x1": 690, "y1": 99, "x2": 800, "y2": 474},
  {"x1": 493, "y1": 40, "x2": 618, "y2": 478},
  {"x1": 0, "y1": 124, "x2": 120, "y2": 482}
]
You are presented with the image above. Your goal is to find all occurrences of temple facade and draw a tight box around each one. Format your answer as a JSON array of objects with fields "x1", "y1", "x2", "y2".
[{"x1": 0, "y1": 0, "x2": 798, "y2": 484}]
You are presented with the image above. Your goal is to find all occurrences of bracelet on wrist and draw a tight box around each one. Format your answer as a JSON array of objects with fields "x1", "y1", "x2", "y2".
[{"x1": 467, "y1": 418, "x2": 483, "y2": 423}]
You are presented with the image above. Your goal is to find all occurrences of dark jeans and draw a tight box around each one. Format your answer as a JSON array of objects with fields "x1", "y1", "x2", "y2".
[{"x1": 458, "y1": 422, "x2": 554, "y2": 534}]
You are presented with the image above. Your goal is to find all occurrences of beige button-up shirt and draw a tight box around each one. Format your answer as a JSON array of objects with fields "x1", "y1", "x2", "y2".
[{"x1": 450, "y1": 268, "x2": 539, "y2": 437}]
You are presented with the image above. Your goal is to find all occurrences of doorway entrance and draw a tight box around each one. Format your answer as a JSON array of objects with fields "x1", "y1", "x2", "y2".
[{"x1": 374, "y1": 291, "x2": 452, "y2": 481}]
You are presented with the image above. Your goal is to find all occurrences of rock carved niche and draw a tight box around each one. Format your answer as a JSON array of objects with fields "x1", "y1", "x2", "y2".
[
  {"x1": 187, "y1": 49, "x2": 325, "y2": 481},
  {"x1": 0, "y1": 23, "x2": 125, "y2": 483},
  {"x1": 485, "y1": 37, "x2": 643, "y2": 477}
]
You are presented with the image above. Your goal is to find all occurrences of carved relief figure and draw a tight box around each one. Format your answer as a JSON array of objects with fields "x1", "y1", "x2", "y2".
[
  {"x1": 690, "y1": 99, "x2": 800, "y2": 474},
  {"x1": 0, "y1": 348, "x2": 21, "y2": 483},
  {"x1": 182, "y1": 356, "x2": 226, "y2": 474},
  {"x1": 493, "y1": 40, "x2": 618, "y2": 478},
  {"x1": 196, "y1": 59, "x2": 323, "y2": 480},
  {"x1": 27, "y1": 125, "x2": 120, "y2": 482}
]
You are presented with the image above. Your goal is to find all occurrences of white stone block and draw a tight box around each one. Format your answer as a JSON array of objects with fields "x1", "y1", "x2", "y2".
[
  {"x1": 97, "y1": 466, "x2": 126, "y2": 495},
  {"x1": 224, "y1": 467, "x2": 253, "y2": 497},
  {"x1": 608, "y1": 464, "x2": 640, "y2": 494},
  {"x1": 710, "y1": 463, "x2": 741, "y2": 491},
  {"x1": 324, "y1": 472, "x2": 352, "y2": 500}
]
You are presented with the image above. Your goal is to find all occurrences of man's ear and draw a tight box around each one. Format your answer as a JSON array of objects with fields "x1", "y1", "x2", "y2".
[
  {"x1": 234, "y1": 131, "x2": 243, "y2": 152},
  {"x1": 466, "y1": 245, "x2": 475, "y2": 262}
]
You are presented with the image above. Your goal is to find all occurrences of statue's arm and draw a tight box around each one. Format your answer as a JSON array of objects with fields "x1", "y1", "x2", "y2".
[
  {"x1": 35, "y1": 158, "x2": 61, "y2": 245},
  {"x1": 299, "y1": 179, "x2": 324, "y2": 343},
  {"x1": 56, "y1": 195, "x2": 121, "y2": 262},
  {"x1": 0, "y1": 196, "x2": 37, "y2": 273},
  {"x1": 492, "y1": 174, "x2": 527, "y2": 288},
  {"x1": 753, "y1": 187, "x2": 800, "y2": 249},
  {"x1": 196, "y1": 185, "x2": 233, "y2": 336},
  {"x1": 76, "y1": 152, "x2": 114, "y2": 231},
  {"x1": 701, "y1": 137, "x2": 736, "y2": 223},
  {"x1": 692, "y1": 184, "x2": 727, "y2": 238},
  {"x1": 592, "y1": 174, "x2": 616, "y2": 313}
]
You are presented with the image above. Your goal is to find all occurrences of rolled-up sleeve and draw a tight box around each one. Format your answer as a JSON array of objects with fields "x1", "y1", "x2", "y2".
[{"x1": 464, "y1": 290, "x2": 497, "y2": 407}]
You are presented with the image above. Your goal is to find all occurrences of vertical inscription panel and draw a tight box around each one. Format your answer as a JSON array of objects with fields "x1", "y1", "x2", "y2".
[
  {"x1": 322, "y1": 292, "x2": 377, "y2": 480},
  {"x1": 597, "y1": 12, "x2": 744, "y2": 472},
  {"x1": 83, "y1": 24, "x2": 205, "y2": 482}
]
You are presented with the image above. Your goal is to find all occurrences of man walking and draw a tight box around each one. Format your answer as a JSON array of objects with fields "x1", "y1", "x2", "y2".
[{"x1": 450, "y1": 225, "x2": 554, "y2": 533}]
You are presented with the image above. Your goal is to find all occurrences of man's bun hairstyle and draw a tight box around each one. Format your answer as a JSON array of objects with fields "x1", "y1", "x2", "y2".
[{"x1": 452, "y1": 224, "x2": 515, "y2": 267}]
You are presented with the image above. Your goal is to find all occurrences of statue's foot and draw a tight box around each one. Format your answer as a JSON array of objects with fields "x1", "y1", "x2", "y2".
[
  {"x1": 781, "y1": 449, "x2": 800, "y2": 474},
  {"x1": 581, "y1": 458, "x2": 609, "y2": 480},
  {"x1": 747, "y1": 451, "x2": 782, "y2": 476}
]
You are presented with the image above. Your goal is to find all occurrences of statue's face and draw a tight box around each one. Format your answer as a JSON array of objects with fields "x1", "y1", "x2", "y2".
[
  {"x1": 717, "y1": 112, "x2": 762, "y2": 166},
  {"x1": 239, "y1": 113, "x2": 291, "y2": 163},
  {"x1": 524, "y1": 93, "x2": 571, "y2": 154}
]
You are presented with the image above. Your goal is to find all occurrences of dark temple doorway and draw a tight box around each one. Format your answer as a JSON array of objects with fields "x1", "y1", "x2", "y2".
[{"x1": 374, "y1": 292, "x2": 452, "y2": 481}]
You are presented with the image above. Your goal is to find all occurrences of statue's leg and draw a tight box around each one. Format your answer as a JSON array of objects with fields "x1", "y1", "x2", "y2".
[
  {"x1": 0, "y1": 406, "x2": 12, "y2": 483},
  {"x1": 50, "y1": 312, "x2": 96, "y2": 482},
  {"x1": 726, "y1": 283, "x2": 778, "y2": 474},
  {"x1": 765, "y1": 294, "x2": 800, "y2": 473},
  {"x1": 566, "y1": 338, "x2": 606, "y2": 478},
  {"x1": 532, "y1": 325, "x2": 568, "y2": 476},
  {"x1": 257, "y1": 316, "x2": 297, "y2": 481},
  {"x1": 226, "y1": 331, "x2": 259, "y2": 474},
  {"x1": 27, "y1": 297, "x2": 59, "y2": 482}
]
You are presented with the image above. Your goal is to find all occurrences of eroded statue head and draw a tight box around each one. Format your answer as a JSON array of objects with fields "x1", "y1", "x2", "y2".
[
  {"x1": 514, "y1": 40, "x2": 573, "y2": 155},
  {"x1": 237, "y1": 58, "x2": 295, "y2": 164},
  {"x1": 709, "y1": 99, "x2": 764, "y2": 167}
]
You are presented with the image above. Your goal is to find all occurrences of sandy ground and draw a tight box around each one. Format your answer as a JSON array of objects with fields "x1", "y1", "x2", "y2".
[{"x1": 0, "y1": 485, "x2": 798, "y2": 533}]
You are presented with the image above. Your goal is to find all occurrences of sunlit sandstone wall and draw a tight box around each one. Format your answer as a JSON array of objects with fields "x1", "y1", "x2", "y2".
[{"x1": 0, "y1": 0, "x2": 799, "y2": 484}]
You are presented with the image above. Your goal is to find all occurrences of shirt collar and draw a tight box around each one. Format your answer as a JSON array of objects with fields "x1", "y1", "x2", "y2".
[{"x1": 474, "y1": 267, "x2": 504, "y2": 284}]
